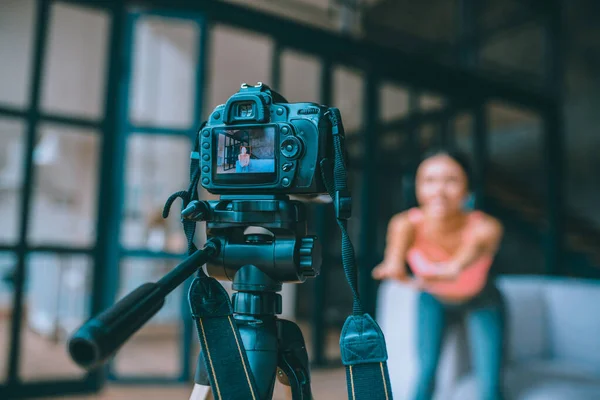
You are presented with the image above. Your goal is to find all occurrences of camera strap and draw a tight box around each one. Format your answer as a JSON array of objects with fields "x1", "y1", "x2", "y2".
[{"x1": 321, "y1": 107, "x2": 393, "y2": 400}]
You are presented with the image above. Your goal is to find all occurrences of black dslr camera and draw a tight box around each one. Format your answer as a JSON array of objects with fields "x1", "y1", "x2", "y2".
[{"x1": 200, "y1": 82, "x2": 333, "y2": 195}]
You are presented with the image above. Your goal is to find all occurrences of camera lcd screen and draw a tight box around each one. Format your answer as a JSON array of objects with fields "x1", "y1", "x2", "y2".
[{"x1": 213, "y1": 125, "x2": 277, "y2": 184}]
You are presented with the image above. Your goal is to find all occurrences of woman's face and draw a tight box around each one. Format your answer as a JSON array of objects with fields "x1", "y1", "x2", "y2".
[
  {"x1": 415, "y1": 154, "x2": 468, "y2": 218},
  {"x1": 241, "y1": 147, "x2": 247, "y2": 154}
]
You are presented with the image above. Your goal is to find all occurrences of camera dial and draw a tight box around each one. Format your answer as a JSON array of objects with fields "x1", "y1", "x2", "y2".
[{"x1": 280, "y1": 136, "x2": 304, "y2": 159}]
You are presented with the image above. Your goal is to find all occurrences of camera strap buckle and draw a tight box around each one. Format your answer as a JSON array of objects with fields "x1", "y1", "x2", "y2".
[
  {"x1": 335, "y1": 190, "x2": 352, "y2": 220},
  {"x1": 331, "y1": 124, "x2": 340, "y2": 136}
]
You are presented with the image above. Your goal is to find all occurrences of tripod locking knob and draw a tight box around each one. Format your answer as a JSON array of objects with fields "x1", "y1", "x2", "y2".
[
  {"x1": 298, "y1": 236, "x2": 320, "y2": 278},
  {"x1": 181, "y1": 200, "x2": 210, "y2": 221}
]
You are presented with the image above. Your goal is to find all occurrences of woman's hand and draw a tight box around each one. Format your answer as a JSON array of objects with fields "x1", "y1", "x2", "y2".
[
  {"x1": 371, "y1": 262, "x2": 410, "y2": 282},
  {"x1": 418, "y1": 262, "x2": 462, "y2": 282}
]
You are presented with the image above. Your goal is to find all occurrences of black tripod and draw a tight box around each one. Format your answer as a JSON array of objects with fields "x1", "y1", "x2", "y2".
[
  {"x1": 187, "y1": 195, "x2": 320, "y2": 399},
  {"x1": 67, "y1": 195, "x2": 320, "y2": 400}
]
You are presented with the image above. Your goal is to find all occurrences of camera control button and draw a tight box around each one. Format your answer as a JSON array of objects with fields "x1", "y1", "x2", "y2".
[
  {"x1": 282, "y1": 162, "x2": 293, "y2": 172},
  {"x1": 202, "y1": 130, "x2": 210, "y2": 137},
  {"x1": 281, "y1": 126, "x2": 289, "y2": 135},
  {"x1": 202, "y1": 142, "x2": 210, "y2": 149},
  {"x1": 202, "y1": 166, "x2": 209, "y2": 173},
  {"x1": 202, "y1": 178, "x2": 210, "y2": 185},
  {"x1": 202, "y1": 154, "x2": 210, "y2": 161},
  {"x1": 282, "y1": 177, "x2": 291, "y2": 187},
  {"x1": 280, "y1": 137, "x2": 303, "y2": 159}
]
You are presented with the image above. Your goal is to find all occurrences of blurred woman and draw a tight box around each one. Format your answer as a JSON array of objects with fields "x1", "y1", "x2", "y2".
[{"x1": 372, "y1": 148, "x2": 506, "y2": 400}]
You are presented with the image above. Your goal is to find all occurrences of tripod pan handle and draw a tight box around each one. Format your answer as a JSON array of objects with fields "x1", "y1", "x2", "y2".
[{"x1": 67, "y1": 282, "x2": 164, "y2": 370}]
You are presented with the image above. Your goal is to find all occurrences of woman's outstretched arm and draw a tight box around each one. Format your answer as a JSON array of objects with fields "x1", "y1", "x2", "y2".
[
  {"x1": 422, "y1": 213, "x2": 503, "y2": 281},
  {"x1": 372, "y1": 211, "x2": 415, "y2": 281},
  {"x1": 451, "y1": 214, "x2": 503, "y2": 271}
]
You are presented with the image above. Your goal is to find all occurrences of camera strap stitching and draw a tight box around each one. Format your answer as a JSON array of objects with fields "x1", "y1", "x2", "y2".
[
  {"x1": 188, "y1": 274, "x2": 260, "y2": 400},
  {"x1": 196, "y1": 318, "x2": 222, "y2": 399},
  {"x1": 323, "y1": 107, "x2": 394, "y2": 400}
]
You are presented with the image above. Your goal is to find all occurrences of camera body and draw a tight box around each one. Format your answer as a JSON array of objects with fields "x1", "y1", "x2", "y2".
[{"x1": 199, "y1": 82, "x2": 332, "y2": 195}]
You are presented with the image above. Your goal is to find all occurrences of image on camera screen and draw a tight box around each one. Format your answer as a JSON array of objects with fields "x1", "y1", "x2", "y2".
[{"x1": 216, "y1": 126, "x2": 276, "y2": 174}]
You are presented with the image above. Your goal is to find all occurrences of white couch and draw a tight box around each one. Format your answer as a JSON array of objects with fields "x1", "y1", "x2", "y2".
[{"x1": 376, "y1": 275, "x2": 600, "y2": 399}]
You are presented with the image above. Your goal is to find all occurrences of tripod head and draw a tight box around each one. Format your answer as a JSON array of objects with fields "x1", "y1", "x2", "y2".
[
  {"x1": 185, "y1": 195, "x2": 320, "y2": 398},
  {"x1": 188, "y1": 195, "x2": 320, "y2": 287}
]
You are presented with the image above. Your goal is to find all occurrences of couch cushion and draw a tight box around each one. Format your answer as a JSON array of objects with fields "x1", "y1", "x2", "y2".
[
  {"x1": 517, "y1": 383, "x2": 600, "y2": 400},
  {"x1": 451, "y1": 359, "x2": 600, "y2": 400},
  {"x1": 543, "y1": 278, "x2": 600, "y2": 365},
  {"x1": 496, "y1": 277, "x2": 549, "y2": 362},
  {"x1": 521, "y1": 359, "x2": 600, "y2": 380}
]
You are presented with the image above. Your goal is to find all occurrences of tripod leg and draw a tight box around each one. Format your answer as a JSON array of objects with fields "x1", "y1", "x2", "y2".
[
  {"x1": 277, "y1": 319, "x2": 312, "y2": 400},
  {"x1": 190, "y1": 351, "x2": 213, "y2": 400},
  {"x1": 189, "y1": 384, "x2": 213, "y2": 400}
]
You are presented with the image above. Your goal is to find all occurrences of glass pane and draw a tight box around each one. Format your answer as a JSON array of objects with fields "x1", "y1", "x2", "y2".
[
  {"x1": 479, "y1": 0, "x2": 524, "y2": 28},
  {"x1": 453, "y1": 112, "x2": 473, "y2": 158},
  {"x1": 130, "y1": 17, "x2": 198, "y2": 129},
  {"x1": 418, "y1": 123, "x2": 439, "y2": 151},
  {"x1": 453, "y1": 112, "x2": 474, "y2": 210},
  {"x1": 206, "y1": 25, "x2": 273, "y2": 119},
  {"x1": 0, "y1": 252, "x2": 17, "y2": 383},
  {"x1": 280, "y1": 50, "x2": 320, "y2": 103},
  {"x1": 419, "y1": 93, "x2": 445, "y2": 111},
  {"x1": 29, "y1": 124, "x2": 99, "y2": 247},
  {"x1": 221, "y1": 0, "x2": 336, "y2": 32},
  {"x1": 480, "y1": 25, "x2": 543, "y2": 80},
  {"x1": 378, "y1": 130, "x2": 411, "y2": 183},
  {"x1": 379, "y1": 131, "x2": 407, "y2": 155},
  {"x1": 0, "y1": 118, "x2": 25, "y2": 245},
  {"x1": 566, "y1": 102, "x2": 600, "y2": 228},
  {"x1": 487, "y1": 102, "x2": 545, "y2": 275},
  {"x1": 487, "y1": 102, "x2": 545, "y2": 218},
  {"x1": 0, "y1": 0, "x2": 35, "y2": 108},
  {"x1": 488, "y1": 102, "x2": 544, "y2": 198},
  {"x1": 332, "y1": 66, "x2": 363, "y2": 256},
  {"x1": 380, "y1": 83, "x2": 409, "y2": 123},
  {"x1": 40, "y1": 3, "x2": 109, "y2": 120},
  {"x1": 113, "y1": 257, "x2": 184, "y2": 377},
  {"x1": 122, "y1": 135, "x2": 189, "y2": 252},
  {"x1": 376, "y1": 130, "x2": 409, "y2": 247},
  {"x1": 333, "y1": 66, "x2": 363, "y2": 143},
  {"x1": 21, "y1": 253, "x2": 91, "y2": 381}
]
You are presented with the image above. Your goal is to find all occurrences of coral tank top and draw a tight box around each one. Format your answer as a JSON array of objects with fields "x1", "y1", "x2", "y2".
[{"x1": 405, "y1": 207, "x2": 493, "y2": 299}]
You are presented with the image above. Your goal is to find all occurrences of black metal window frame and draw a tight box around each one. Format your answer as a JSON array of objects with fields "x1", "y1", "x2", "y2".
[{"x1": 1, "y1": 0, "x2": 564, "y2": 397}]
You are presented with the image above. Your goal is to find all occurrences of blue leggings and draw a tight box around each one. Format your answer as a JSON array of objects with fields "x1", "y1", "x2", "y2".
[{"x1": 412, "y1": 282, "x2": 506, "y2": 400}]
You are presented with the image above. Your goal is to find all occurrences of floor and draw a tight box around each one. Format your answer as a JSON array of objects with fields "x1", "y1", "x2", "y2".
[
  {"x1": 45, "y1": 367, "x2": 347, "y2": 400},
  {"x1": 1, "y1": 316, "x2": 348, "y2": 399}
]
